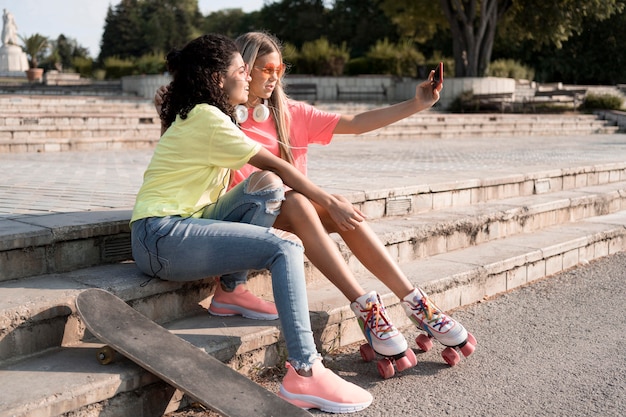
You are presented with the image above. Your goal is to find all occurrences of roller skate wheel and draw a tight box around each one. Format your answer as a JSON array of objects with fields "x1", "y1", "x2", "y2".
[
  {"x1": 377, "y1": 358, "x2": 395, "y2": 379},
  {"x1": 359, "y1": 343, "x2": 376, "y2": 362},
  {"x1": 467, "y1": 332, "x2": 477, "y2": 346},
  {"x1": 395, "y1": 349, "x2": 417, "y2": 372},
  {"x1": 442, "y1": 347, "x2": 460, "y2": 366},
  {"x1": 460, "y1": 339, "x2": 475, "y2": 357},
  {"x1": 405, "y1": 347, "x2": 418, "y2": 367},
  {"x1": 415, "y1": 334, "x2": 433, "y2": 352}
]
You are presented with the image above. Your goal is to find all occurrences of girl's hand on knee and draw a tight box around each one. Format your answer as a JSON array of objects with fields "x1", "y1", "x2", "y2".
[{"x1": 328, "y1": 199, "x2": 365, "y2": 231}]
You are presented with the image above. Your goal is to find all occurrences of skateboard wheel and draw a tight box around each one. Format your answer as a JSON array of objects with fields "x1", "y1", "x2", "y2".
[
  {"x1": 359, "y1": 343, "x2": 376, "y2": 362},
  {"x1": 377, "y1": 358, "x2": 395, "y2": 379},
  {"x1": 395, "y1": 349, "x2": 417, "y2": 372},
  {"x1": 415, "y1": 334, "x2": 433, "y2": 352},
  {"x1": 442, "y1": 347, "x2": 460, "y2": 366},
  {"x1": 97, "y1": 345, "x2": 116, "y2": 365}
]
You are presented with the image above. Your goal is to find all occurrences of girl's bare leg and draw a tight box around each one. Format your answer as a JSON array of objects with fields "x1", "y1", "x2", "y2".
[
  {"x1": 312, "y1": 195, "x2": 414, "y2": 299},
  {"x1": 273, "y1": 191, "x2": 365, "y2": 301}
]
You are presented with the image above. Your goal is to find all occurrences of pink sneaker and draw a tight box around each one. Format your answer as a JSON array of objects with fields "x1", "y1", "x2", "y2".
[
  {"x1": 278, "y1": 360, "x2": 373, "y2": 413},
  {"x1": 208, "y1": 281, "x2": 279, "y2": 320}
]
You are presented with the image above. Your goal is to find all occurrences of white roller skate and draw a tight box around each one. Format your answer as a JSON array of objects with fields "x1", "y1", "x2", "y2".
[
  {"x1": 402, "y1": 288, "x2": 477, "y2": 366},
  {"x1": 350, "y1": 291, "x2": 417, "y2": 378}
]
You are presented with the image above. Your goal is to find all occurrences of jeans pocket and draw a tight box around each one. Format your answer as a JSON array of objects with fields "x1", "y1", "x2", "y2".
[
  {"x1": 131, "y1": 220, "x2": 171, "y2": 280},
  {"x1": 133, "y1": 241, "x2": 171, "y2": 280}
]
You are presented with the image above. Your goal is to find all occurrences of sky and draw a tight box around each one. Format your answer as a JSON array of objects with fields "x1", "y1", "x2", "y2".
[{"x1": 0, "y1": 0, "x2": 266, "y2": 58}]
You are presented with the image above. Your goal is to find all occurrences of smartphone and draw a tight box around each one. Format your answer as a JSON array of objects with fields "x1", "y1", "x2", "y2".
[{"x1": 433, "y1": 62, "x2": 444, "y2": 88}]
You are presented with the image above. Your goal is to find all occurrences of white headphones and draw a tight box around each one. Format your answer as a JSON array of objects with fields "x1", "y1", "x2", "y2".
[{"x1": 235, "y1": 100, "x2": 270, "y2": 123}]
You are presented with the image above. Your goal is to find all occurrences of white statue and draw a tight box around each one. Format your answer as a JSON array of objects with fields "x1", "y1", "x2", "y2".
[
  {"x1": 0, "y1": 9, "x2": 29, "y2": 73},
  {"x1": 2, "y1": 9, "x2": 19, "y2": 46}
]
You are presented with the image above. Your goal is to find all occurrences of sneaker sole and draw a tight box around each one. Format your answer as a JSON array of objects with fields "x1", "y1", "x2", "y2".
[
  {"x1": 278, "y1": 387, "x2": 372, "y2": 414},
  {"x1": 208, "y1": 301, "x2": 279, "y2": 321}
]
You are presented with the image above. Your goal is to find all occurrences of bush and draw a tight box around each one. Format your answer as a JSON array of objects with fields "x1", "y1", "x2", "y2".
[
  {"x1": 365, "y1": 38, "x2": 424, "y2": 77},
  {"x1": 282, "y1": 42, "x2": 299, "y2": 75},
  {"x1": 135, "y1": 51, "x2": 166, "y2": 75},
  {"x1": 72, "y1": 57, "x2": 93, "y2": 78},
  {"x1": 447, "y1": 90, "x2": 475, "y2": 112},
  {"x1": 103, "y1": 56, "x2": 135, "y2": 79},
  {"x1": 487, "y1": 59, "x2": 534, "y2": 81},
  {"x1": 582, "y1": 93, "x2": 624, "y2": 110},
  {"x1": 344, "y1": 57, "x2": 370, "y2": 75},
  {"x1": 294, "y1": 38, "x2": 349, "y2": 75}
]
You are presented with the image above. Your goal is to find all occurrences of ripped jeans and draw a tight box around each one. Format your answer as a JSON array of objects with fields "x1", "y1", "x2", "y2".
[{"x1": 131, "y1": 171, "x2": 320, "y2": 369}]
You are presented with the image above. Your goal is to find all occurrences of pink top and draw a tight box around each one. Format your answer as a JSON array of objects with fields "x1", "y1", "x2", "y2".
[{"x1": 230, "y1": 100, "x2": 341, "y2": 188}]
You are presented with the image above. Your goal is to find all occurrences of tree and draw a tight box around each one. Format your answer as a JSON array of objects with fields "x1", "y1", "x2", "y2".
[
  {"x1": 555, "y1": 8, "x2": 626, "y2": 84},
  {"x1": 380, "y1": 0, "x2": 445, "y2": 43},
  {"x1": 19, "y1": 33, "x2": 49, "y2": 68},
  {"x1": 381, "y1": 0, "x2": 624, "y2": 78},
  {"x1": 202, "y1": 9, "x2": 262, "y2": 38},
  {"x1": 99, "y1": 0, "x2": 203, "y2": 62},
  {"x1": 500, "y1": 0, "x2": 624, "y2": 50},
  {"x1": 49, "y1": 35, "x2": 90, "y2": 70},
  {"x1": 139, "y1": 0, "x2": 203, "y2": 53},
  {"x1": 259, "y1": 0, "x2": 329, "y2": 48},
  {"x1": 505, "y1": 5, "x2": 626, "y2": 84},
  {"x1": 99, "y1": 0, "x2": 144, "y2": 61},
  {"x1": 326, "y1": 0, "x2": 398, "y2": 57}
]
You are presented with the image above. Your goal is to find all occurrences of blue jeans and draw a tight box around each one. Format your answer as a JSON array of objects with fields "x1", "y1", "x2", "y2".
[{"x1": 131, "y1": 172, "x2": 320, "y2": 369}]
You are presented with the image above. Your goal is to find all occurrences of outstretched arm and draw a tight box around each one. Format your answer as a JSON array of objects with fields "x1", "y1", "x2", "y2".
[
  {"x1": 333, "y1": 71, "x2": 442, "y2": 135},
  {"x1": 249, "y1": 148, "x2": 365, "y2": 231}
]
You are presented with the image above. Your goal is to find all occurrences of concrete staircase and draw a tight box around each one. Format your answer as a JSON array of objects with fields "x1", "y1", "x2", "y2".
[
  {"x1": 1, "y1": 95, "x2": 626, "y2": 416},
  {"x1": 0, "y1": 96, "x2": 619, "y2": 153},
  {"x1": 0, "y1": 95, "x2": 161, "y2": 153},
  {"x1": 2, "y1": 158, "x2": 626, "y2": 416}
]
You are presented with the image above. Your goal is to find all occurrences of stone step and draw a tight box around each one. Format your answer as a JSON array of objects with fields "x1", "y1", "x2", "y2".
[
  {"x1": 349, "y1": 125, "x2": 619, "y2": 139},
  {"x1": 0, "y1": 83, "x2": 125, "y2": 97},
  {"x1": 0, "y1": 124, "x2": 160, "y2": 140},
  {"x1": 0, "y1": 102, "x2": 155, "y2": 114},
  {"x1": 1, "y1": 113, "x2": 158, "y2": 124},
  {"x1": 0, "y1": 136, "x2": 160, "y2": 153},
  {"x1": 1, "y1": 210, "x2": 625, "y2": 417},
  {"x1": 383, "y1": 118, "x2": 616, "y2": 132}
]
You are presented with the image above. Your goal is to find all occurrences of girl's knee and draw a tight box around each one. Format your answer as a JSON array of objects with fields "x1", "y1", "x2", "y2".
[
  {"x1": 246, "y1": 171, "x2": 285, "y2": 213},
  {"x1": 283, "y1": 191, "x2": 316, "y2": 213},
  {"x1": 270, "y1": 227, "x2": 303, "y2": 247},
  {"x1": 247, "y1": 171, "x2": 283, "y2": 193}
]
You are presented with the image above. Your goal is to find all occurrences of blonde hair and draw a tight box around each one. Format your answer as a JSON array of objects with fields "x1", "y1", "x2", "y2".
[{"x1": 235, "y1": 32, "x2": 294, "y2": 165}]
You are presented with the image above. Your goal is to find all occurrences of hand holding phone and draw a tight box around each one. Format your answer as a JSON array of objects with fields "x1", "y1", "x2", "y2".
[{"x1": 433, "y1": 62, "x2": 443, "y2": 88}]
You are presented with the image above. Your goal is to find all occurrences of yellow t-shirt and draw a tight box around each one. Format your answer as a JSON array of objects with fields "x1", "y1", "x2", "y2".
[{"x1": 130, "y1": 104, "x2": 261, "y2": 224}]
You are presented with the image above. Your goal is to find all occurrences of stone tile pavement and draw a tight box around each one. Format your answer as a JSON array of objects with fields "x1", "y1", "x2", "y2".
[{"x1": 1, "y1": 133, "x2": 626, "y2": 216}]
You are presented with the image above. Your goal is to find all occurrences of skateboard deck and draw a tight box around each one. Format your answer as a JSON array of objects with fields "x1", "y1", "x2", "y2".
[{"x1": 76, "y1": 288, "x2": 312, "y2": 417}]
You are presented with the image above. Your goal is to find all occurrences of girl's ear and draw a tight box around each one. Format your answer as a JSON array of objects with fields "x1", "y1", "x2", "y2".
[{"x1": 214, "y1": 72, "x2": 224, "y2": 89}]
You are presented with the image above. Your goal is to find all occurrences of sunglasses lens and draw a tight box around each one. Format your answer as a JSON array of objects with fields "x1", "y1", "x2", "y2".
[{"x1": 260, "y1": 64, "x2": 285, "y2": 77}]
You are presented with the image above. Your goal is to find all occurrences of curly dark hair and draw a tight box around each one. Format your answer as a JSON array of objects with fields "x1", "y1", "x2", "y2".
[{"x1": 160, "y1": 34, "x2": 239, "y2": 128}]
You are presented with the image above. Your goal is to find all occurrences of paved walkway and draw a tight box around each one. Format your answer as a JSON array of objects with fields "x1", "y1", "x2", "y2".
[{"x1": 2, "y1": 133, "x2": 626, "y2": 217}]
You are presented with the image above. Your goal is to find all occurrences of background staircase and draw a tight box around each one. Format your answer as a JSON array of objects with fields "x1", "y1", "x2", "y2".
[
  {"x1": 0, "y1": 96, "x2": 620, "y2": 154},
  {"x1": 1, "y1": 95, "x2": 626, "y2": 416}
]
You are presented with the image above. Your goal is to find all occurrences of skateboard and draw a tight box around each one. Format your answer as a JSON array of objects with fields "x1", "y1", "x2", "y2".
[
  {"x1": 358, "y1": 342, "x2": 417, "y2": 379},
  {"x1": 75, "y1": 288, "x2": 312, "y2": 417},
  {"x1": 414, "y1": 331, "x2": 477, "y2": 366}
]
